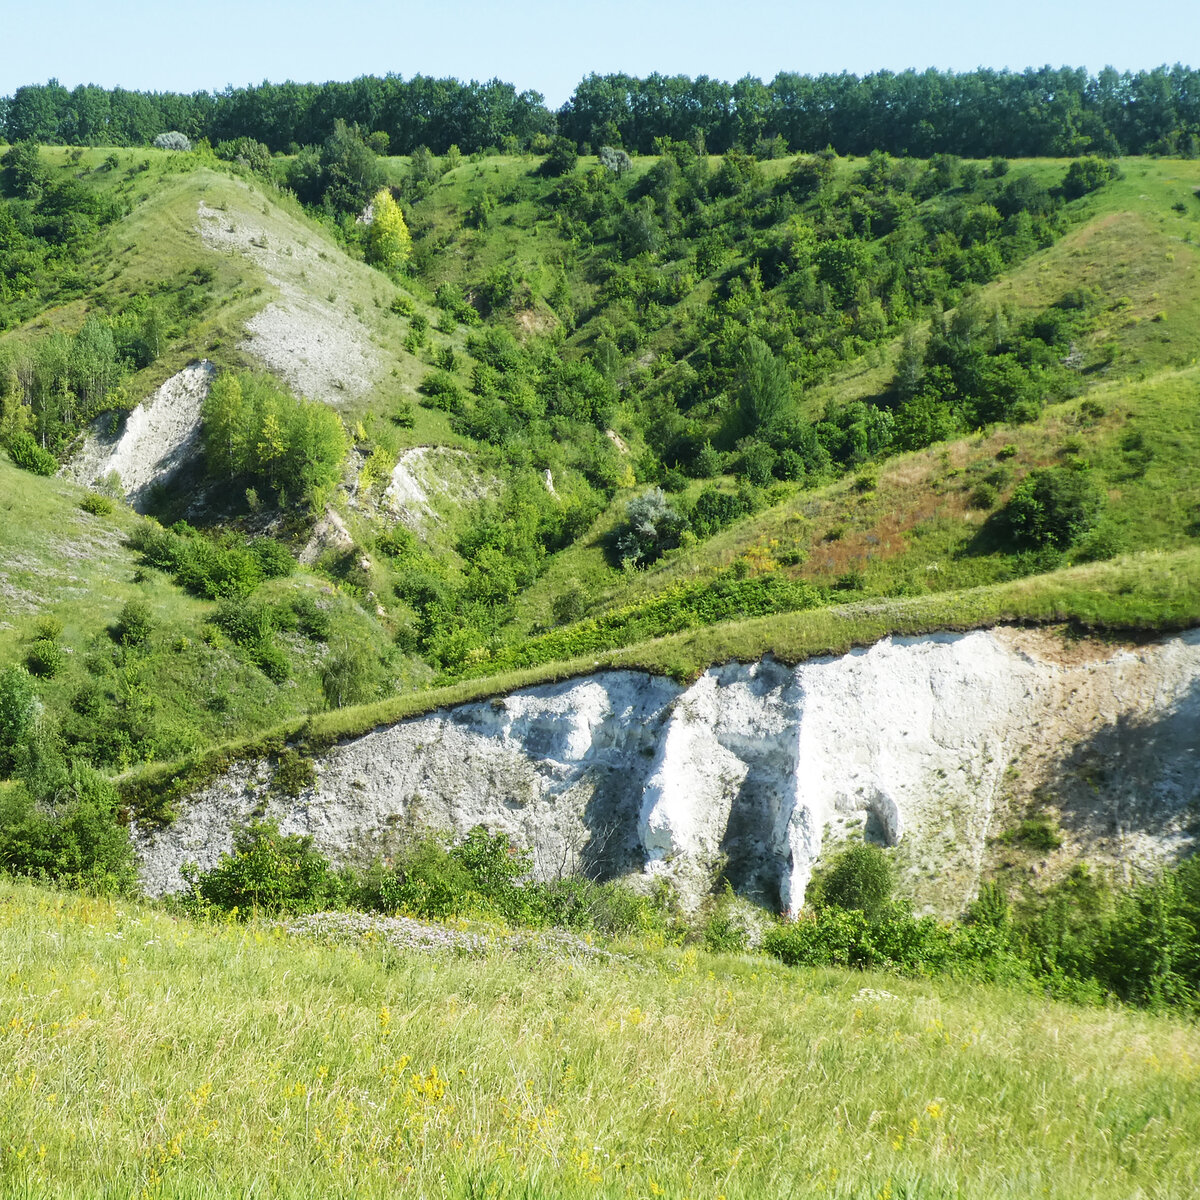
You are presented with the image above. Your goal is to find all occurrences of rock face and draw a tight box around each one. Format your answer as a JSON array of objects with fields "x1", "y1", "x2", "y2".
[
  {"x1": 62, "y1": 362, "x2": 214, "y2": 510},
  {"x1": 136, "y1": 628, "x2": 1200, "y2": 913}
]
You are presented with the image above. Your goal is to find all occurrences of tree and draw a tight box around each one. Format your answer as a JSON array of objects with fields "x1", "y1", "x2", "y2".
[
  {"x1": 615, "y1": 488, "x2": 687, "y2": 566},
  {"x1": 735, "y1": 336, "x2": 794, "y2": 438},
  {"x1": 0, "y1": 666, "x2": 36, "y2": 777},
  {"x1": 364, "y1": 188, "x2": 411, "y2": 271},
  {"x1": 815, "y1": 842, "x2": 895, "y2": 918}
]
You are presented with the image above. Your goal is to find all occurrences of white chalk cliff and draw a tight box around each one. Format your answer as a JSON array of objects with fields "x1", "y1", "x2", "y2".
[{"x1": 136, "y1": 627, "x2": 1200, "y2": 914}]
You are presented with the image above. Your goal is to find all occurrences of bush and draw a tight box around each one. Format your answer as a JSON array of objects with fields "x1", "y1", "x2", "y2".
[
  {"x1": 1061, "y1": 156, "x2": 1117, "y2": 200},
  {"x1": 418, "y1": 371, "x2": 465, "y2": 411},
  {"x1": 213, "y1": 598, "x2": 274, "y2": 647},
  {"x1": 32, "y1": 615, "x2": 62, "y2": 641},
  {"x1": 321, "y1": 638, "x2": 381, "y2": 708},
  {"x1": 250, "y1": 538, "x2": 295, "y2": 579},
  {"x1": 153, "y1": 131, "x2": 192, "y2": 152},
  {"x1": 187, "y1": 819, "x2": 336, "y2": 915},
  {"x1": 251, "y1": 640, "x2": 291, "y2": 683},
  {"x1": 0, "y1": 765, "x2": 136, "y2": 892},
  {"x1": 0, "y1": 666, "x2": 36, "y2": 777},
  {"x1": 80, "y1": 492, "x2": 115, "y2": 516},
  {"x1": 6, "y1": 431, "x2": 57, "y2": 475},
  {"x1": 1002, "y1": 467, "x2": 1105, "y2": 550},
  {"x1": 615, "y1": 488, "x2": 687, "y2": 566},
  {"x1": 288, "y1": 594, "x2": 332, "y2": 641},
  {"x1": 112, "y1": 598, "x2": 153, "y2": 646},
  {"x1": 813, "y1": 842, "x2": 895, "y2": 918},
  {"x1": 26, "y1": 639, "x2": 63, "y2": 678}
]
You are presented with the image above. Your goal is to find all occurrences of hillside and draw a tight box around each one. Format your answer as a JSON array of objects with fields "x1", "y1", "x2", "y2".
[
  {"x1": 2, "y1": 877, "x2": 1199, "y2": 1199},
  {"x1": 1, "y1": 134, "x2": 1200, "y2": 920}
]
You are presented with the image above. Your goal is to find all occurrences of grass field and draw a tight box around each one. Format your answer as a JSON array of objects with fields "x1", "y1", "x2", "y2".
[{"x1": 1, "y1": 879, "x2": 1198, "y2": 1199}]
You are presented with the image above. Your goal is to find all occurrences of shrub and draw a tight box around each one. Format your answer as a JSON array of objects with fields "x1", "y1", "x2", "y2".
[
  {"x1": 187, "y1": 819, "x2": 336, "y2": 915},
  {"x1": 321, "y1": 638, "x2": 381, "y2": 708},
  {"x1": 6, "y1": 431, "x2": 57, "y2": 475},
  {"x1": 615, "y1": 488, "x2": 687, "y2": 566},
  {"x1": 272, "y1": 749, "x2": 316, "y2": 796},
  {"x1": 1061, "y1": 156, "x2": 1117, "y2": 200},
  {"x1": 813, "y1": 842, "x2": 895, "y2": 918},
  {"x1": 251, "y1": 640, "x2": 290, "y2": 683},
  {"x1": 250, "y1": 538, "x2": 295, "y2": 579},
  {"x1": 80, "y1": 492, "x2": 114, "y2": 516},
  {"x1": 153, "y1": 131, "x2": 192, "y2": 152},
  {"x1": 213, "y1": 598, "x2": 274, "y2": 647},
  {"x1": 288, "y1": 594, "x2": 332, "y2": 641},
  {"x1": 112, "y1": 598, "x2": 153, "y2": 646},
  {"x1": 1002, "y1": 467, "x2": 1105, "y2": 550},
  {"x1": 32, "y1": 615, "x2": 62, "y2": 641},
  {"x1": 417, "y1": 371, "x2": 465, "y2": 411},
  {"x1": 26, "y1": 639, "x2": 63, "y2": 678},
  {"x1": 0, "y1": 666, "x2": 36, "y2": 777},
  {"x1": 0, "y1": 765, "x2": 136, "y2": 892}
]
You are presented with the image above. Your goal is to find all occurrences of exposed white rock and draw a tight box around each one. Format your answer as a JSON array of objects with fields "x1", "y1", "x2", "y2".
[
  {"x1": 62, "y1": 362, "x2": 214, "y2": 510},
  {"x1": 196, "y1": 195, "x2": 381, "y2": 405},
  {"x1": 381, "y1": 446, "x2": 491, "y2": 532},
  {"x1": 136, "y1": 628, "x2": 1200, "y2": 914}
]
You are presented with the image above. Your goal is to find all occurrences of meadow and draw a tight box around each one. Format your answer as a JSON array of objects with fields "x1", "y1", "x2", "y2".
[{"x1": 1, "y1": 879, "x2": 1198, "y2": 1199}]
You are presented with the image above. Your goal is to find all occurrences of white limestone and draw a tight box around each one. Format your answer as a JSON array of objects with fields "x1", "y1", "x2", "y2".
[{"x1": 136, "y1": 627, "x2": 1200, "y2": 914}]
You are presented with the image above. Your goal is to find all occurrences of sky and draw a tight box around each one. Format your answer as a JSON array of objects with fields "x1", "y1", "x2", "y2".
[{"x1": 1, "y1": 0, "x2": 1198, "y2": 107}]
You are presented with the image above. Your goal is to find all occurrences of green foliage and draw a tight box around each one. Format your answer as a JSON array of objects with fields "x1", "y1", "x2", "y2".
[
  {"x1": 79, "y1": 492, "x2": 115, "y2": 516},
  {"x1": 134, "y1": 522, "x2": 269, "y2": 600},
  {"x1": 200, "y1": 371, "x2": 348, "y2": 507},
  {"x1": 25, "y1": 639, "x2": 63, "y2": 679},
  {"x1": 186, "y1": 819, "x2": 337, "y2": 915},
  {"x1": 1062, "y1": 156, "x2": 1119, "y2": 200},
  {"x1": 615, "y1": 488, "x2": 687, "y2": 567},
  {"x1": 538, "y1": 138, "x2": 578, "y2": 178},
  {"x1": 364, "y1": 189, "x2": 411, "y2": 271},
  {"x1": 0, "y1": 764, "x2": 135, "y2": 892},
  {"x1": 112, "y1": 598, "x2": 153, "y2": 647},
  {"x1": 1000, "y1": 817, "x2": 1064, "y2": 851},
  {"x1": 272, "y1": 749, "x2": 316, "y2": 797},
  {"x1": 0, "y1": 666, "x2": 36, "y2": 777},
  {"x1": 811, "y1": 842, "x2": 896, "y2": 918},
  {"x1": 5, "y1": 431, "x2": 57, "y2": 475},
  {"x1": 285, "y1": 119, "x2": 385, "y2": 216},
  {"x1": 1003, "y1": 468, "x2": 1105, "y2": 551},
  {"x1": 321, "y1": 637, "x2": 382, "y2": 709}
]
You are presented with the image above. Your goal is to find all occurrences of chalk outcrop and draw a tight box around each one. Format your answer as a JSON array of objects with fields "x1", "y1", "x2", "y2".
[
  {"x1": 62, "y1": 361, "x2": 214, "y2": 510},
  {"x1": 136, "y1": 627, "x2": 1200, "y2": 913}
]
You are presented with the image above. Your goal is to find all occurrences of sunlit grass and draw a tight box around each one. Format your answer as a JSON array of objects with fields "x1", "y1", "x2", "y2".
[{"x1": 1, "y1": 879, "x2": 1198, "y2": 1198}]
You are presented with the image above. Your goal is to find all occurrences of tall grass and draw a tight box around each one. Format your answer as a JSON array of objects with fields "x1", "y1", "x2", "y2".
[{"x1": 1, "y1": 880, "x2": 1198, "y2": 1198}]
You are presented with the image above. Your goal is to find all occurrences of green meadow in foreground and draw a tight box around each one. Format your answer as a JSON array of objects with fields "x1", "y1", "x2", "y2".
[{"x1": 1, "y1": 880, "x2": 1198, "y2": 1200}]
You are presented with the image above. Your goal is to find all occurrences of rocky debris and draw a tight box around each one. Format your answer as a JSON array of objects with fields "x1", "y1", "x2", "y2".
[
  {"x1": 136, "y1": 628, "x2": 1200, "y2": 917},
  {"x1": 379, "y1": 445, "x2": 492, "y2": 532},
  {"x1": 62, "y1": 362, "x2": 214, "y2": 510},
  {"x1": 283, "y1": 910, "x2": 626, "y2": 963},
  {"x1": 196, "y1": 195, "x2": 382, "y2": 405},
  {"x1": 299, "y1": 507, "x2": 355, "y2": 566}
]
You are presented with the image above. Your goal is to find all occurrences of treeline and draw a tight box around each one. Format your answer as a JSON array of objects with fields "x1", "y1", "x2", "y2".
[{"x1": 3, "y1": 65, "x2": 1200, "y2": 158}]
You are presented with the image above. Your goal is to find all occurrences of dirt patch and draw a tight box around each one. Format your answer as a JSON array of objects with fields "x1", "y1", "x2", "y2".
[
  {"x1": 196, "y1": 195, "x2": 383, "y2": 404},
  {"x1": 993, "y1": 624, "x2": 1142, "y2": 667},
  {"x1": 299, "y1": 507, "x2": 355, "y2": 567}
]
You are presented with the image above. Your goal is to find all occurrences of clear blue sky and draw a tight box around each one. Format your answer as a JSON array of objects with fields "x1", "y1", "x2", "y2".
[{"x1": 2, "y1": 0, "x2": 1197, "y2": 107}]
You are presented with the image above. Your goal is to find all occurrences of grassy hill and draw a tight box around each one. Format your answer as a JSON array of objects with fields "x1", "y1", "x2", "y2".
[
  {"x1": 2, "y1": 138, "x2": 1200, "y2": 884},
  {"x1": 2, "y1": 877, "x2": 1198, "y2": 1199}
]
